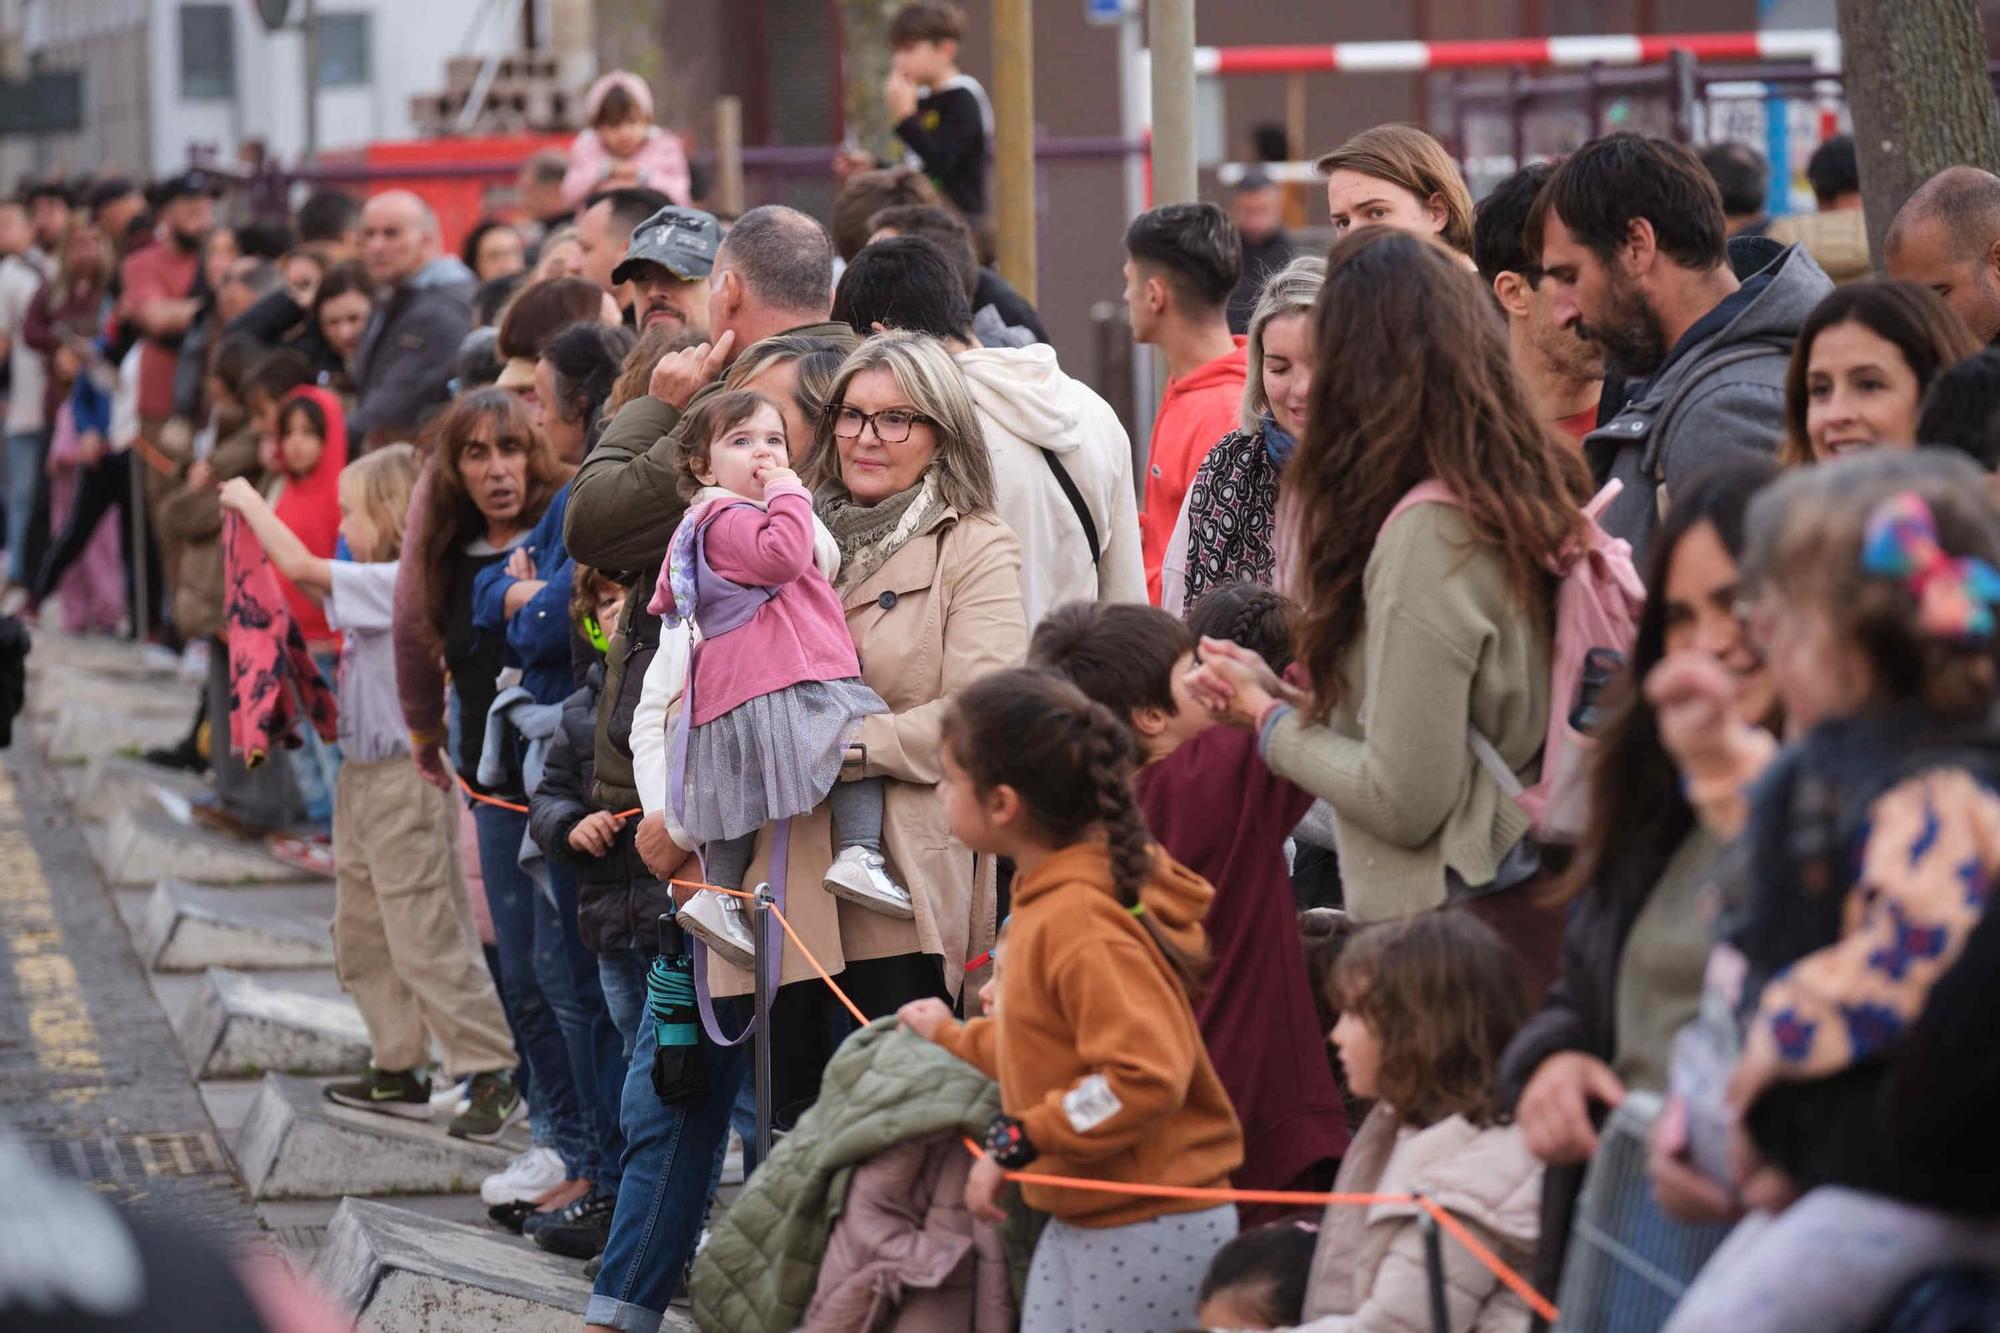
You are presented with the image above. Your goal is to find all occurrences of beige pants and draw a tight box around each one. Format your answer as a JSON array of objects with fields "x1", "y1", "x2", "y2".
[{"x1": 332, "y1": 756, "x2": 517, "y2": 1077}]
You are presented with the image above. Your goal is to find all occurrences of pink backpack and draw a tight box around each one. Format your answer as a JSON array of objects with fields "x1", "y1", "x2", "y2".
[{"x1": 1380, "y1": 479, "x2": 1645, "y2": 843}]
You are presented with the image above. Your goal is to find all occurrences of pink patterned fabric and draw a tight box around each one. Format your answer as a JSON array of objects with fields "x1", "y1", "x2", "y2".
[
  {"x1": 222, "y1": 511, "x2": 337, "y2": 766},
  {"x1": 46, "y1": 398, "x2": 123, "y2": 634}
]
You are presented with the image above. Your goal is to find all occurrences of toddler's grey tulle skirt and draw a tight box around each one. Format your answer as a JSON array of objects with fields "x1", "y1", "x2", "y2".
[{"x1": 680, "y1": 677, "x2": 887, "y2": 843}]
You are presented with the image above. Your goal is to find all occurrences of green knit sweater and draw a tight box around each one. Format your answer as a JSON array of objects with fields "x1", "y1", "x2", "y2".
[{"x1": 1263, "y1": 502, "x2": 1550, "y2": 921}]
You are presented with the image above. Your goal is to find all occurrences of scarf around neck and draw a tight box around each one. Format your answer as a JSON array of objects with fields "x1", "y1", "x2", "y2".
[{"x1": 814, "y1": 469, "x2": 948, "y2": 592}]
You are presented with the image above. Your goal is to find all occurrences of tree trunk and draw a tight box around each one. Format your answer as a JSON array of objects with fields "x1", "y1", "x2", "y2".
[
  {"x1": 839, "y1": 0, "x2": 901, "y2": 163},
  {"x1": 1837, "y1": 0, "x2": 2000, "y2": 263}
]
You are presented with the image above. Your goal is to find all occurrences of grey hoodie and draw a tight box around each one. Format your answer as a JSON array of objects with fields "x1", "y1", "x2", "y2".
[
  {"x1": 350, "y1": 255, "x2": 477, "y2": 443},
  {"x1": 953, "y1": 343, "x2": 1147, "y2": 624},
  {"x1": 1586, "y1": 244, "x2": 1833, "y2": 560}
]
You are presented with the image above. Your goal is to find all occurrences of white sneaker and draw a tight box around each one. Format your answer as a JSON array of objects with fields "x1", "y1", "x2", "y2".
[
  {"x1": 480, "y1": 1145, "x2": 566, "y2": 1205},
  {"x1": 677, "y1": 892, "x2": 759, "y2": 969},
  {"x1": 430, "y1": 1076, "x2": 471, "y2": 1118},
  {"x1": 823, "y1": 846, "x2": 915, "y2": 919},
  {"x1": 178, "y1": 639, "x2": 211, "y2": 681}
]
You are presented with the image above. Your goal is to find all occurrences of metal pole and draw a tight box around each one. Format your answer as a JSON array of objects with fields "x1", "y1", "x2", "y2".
[
  {"x1": 714, "y1": 96, "x2": 746, "y2": 217},
  {"x1": 126, "y1": 450, "x2": 149, "y2": 644},
  {"x1": 1148, "y1": 0, "x2": 1197, "y2": 206},
  {"x1": 751, "y1": 883, "x2": 774, "y2": 1164},
  {"x1": 301, "y1": 0, "x2": 320, "y2": 165},
  {"x1": 1420, "y1": 1203, "x2": 1450, "y2": 1333},
  {"x1": 992, "y1": 0, "x2": 1037, "y2": 303}
]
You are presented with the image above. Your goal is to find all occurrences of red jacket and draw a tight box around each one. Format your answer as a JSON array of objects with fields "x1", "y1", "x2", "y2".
[{"x1": 1141, "y1": 338, "x2": 1247, "y2": 603}]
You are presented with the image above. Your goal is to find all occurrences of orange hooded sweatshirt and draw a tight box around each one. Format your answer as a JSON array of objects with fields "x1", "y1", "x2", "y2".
[
  {"x1": 931, "y1": 842, "x2": 1244, "y2": 1229},
  {"x1": 1140, "y1": 337, "x2": 1247, "y2": 604}
]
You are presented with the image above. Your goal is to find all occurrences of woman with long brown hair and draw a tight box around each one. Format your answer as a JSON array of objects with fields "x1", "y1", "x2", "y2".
[
  {"x1": 393, "y1": 387, "x2": 611, "y2": 1215},
  {"x1": 1188, "y1": 227, "x2": 1591, "y2": 990}
]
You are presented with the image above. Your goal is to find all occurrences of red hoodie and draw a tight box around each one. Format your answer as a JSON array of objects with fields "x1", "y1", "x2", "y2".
[
  {"x1": 271, "y1": 385, "x2": 349, "y2": 647},
  {"x1": 1141, "y1": 337, "x2": 1247, "y2": 603}
]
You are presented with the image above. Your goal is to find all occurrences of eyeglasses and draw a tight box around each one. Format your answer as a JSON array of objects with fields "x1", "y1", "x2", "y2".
[{"x1": 830, "y1": 405, "x2": 934, "y2": 443}]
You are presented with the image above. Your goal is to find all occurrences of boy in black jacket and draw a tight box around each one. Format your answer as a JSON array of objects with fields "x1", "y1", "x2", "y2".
[
  {"x1": 885, "y1": 2, "x2": 992, "y2": 228},
  {"x1": 529, "y1": 569, "x2": 672, "y2": 1062}
]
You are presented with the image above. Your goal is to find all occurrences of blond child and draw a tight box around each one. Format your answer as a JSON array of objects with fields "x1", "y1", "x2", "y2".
[{"x1": 218, "y1": 449, "x2": 522, "y2": 1140}]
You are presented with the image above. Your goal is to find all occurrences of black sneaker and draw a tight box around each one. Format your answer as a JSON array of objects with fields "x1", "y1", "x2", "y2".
[
  {"x1": 142, "y1": 737, "x2": 205, "y2": 773},
  {"x1": 487, "y1": 1198, "x2": 536, "y2": 1234},
  {"x1": 526, "y1": 1191, "x2": 616, "y2": 1259},
  {"x1": 448, "y1": 1071, "x2": 523, "y2": 1142},
  {"x1": 325, "y1": 1067, "x2": 432, "y2": 1119}
]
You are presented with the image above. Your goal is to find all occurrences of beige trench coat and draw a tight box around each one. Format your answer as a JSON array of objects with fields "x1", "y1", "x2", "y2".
[{"x1": 707, "y1": 506, "x2": 1025, "y2": 1001}]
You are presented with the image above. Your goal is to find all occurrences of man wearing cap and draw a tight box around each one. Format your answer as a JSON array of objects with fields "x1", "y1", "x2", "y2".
[
  {"x1": 611, "y1": 204, "x2": 717, "y2": 336},
  {"x1": 349, "y1": 190, "x2": 475, "y2": 448}
]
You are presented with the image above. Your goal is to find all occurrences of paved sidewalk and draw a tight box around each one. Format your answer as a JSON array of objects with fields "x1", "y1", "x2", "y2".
[{"x1": 0, "y1": 729, "x2": 261, "y2": 1245}]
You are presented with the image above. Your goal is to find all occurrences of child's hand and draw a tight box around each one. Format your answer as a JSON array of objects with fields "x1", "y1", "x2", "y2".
[
  {"x1": 1185, "y1": 647, "x2": 1275, "y2": 730},
  {"x1": 833, "y1": 148, "x2": 876, "y2": 182},
  {"x1": 217, "y1": 476, "x2": 261, "y2": 514},
  {"x1": 754, "y1": 463, "x2": 800, "y2": 491},
  {"x1": 185, "y1": 459, "x2": 214, "y2": 492},
  {"x1": 964, "y1": 1152, "x2": 1008, "y2": 1224},
  {"x1": 567, "y1": 810, "x2": 622, "y2": 858},
  {"x1": 883, "y1": 70, "x2": 920, "y2": 122},
  {"x1": 897, "y1": 997, "x2": 953, "y2": 1041},
  {"x1": 606, "y1": 160, "x2": 642, "y2": 186}
]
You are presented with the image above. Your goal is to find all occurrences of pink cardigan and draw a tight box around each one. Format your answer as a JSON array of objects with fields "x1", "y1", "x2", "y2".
[
  {"x1": 561, "y1": 126, "x2": 693, "y2": 210},
  {"x1": 683, "y1": 483, "x2": 862, "y2": 725}
]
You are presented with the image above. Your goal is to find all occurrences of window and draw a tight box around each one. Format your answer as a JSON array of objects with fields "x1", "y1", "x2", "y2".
[
  {"x1": 316, "y1": 12, "x2": 372, "y2": 88},
  {"x1": 179, "y1": 4, "x2": 237, "y2": 101}
]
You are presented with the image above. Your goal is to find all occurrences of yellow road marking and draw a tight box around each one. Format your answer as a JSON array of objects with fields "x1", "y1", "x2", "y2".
[{"x1": 0, "y1": 770, "x2": 103, "y2": 1100}]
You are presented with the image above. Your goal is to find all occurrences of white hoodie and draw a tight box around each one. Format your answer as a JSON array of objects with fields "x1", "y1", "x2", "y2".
[{"x1": 953, "y1": 344, "x2": 1146, "y2": 628}]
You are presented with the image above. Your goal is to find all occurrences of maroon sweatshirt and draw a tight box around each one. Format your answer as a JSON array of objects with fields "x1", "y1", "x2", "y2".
[{"x1": 1134, "y1": 723, "x2": 1351, "y2": 1198}]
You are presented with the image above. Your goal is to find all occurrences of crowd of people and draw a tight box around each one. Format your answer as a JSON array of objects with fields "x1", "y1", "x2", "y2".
[{"x1": 5, "y1": 5, "x2": 2000, "y2": 1328}]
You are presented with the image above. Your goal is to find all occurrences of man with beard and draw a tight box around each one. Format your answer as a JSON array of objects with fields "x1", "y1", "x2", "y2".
[
  {"x1": 607, "y1": 203, "x2": 717, "y2": 336},
  {"x1": 1885, "y1": 166, "x2": 2000, "y2": 348},
  {"x1": 1527, "y1": 133, "x2": 1830, "y2": 557},
  {"x1": 1473, "y1": 162, "x2": 1604, "y2": 447}
]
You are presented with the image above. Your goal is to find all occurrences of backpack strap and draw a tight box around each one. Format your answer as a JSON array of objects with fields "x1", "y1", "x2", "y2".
[
  {"x1": 1041, "y1": 447, "x2": 1101, "y2": 566},
  {"x1": 1644, "y1": 339, "x2": 1793, "y2": 487},
  {"x1": 1375, "y1": 478, "x2": 1461, "y2": 540}
]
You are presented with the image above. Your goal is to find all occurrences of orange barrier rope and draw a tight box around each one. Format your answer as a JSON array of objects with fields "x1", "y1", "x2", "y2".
[
  {"x1": 454, "y1": 772, "x2": 639, "y2": 821},
  {"x1": 646, "y1": 871, "x2": 1562, "y2": 1322}
]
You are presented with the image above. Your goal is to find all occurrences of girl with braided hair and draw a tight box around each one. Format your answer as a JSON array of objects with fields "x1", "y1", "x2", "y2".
[{"x1": 900, "y1": 667, "x2": 1244, "y2": 1333}]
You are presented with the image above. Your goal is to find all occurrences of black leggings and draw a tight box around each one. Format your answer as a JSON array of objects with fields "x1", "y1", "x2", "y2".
[{"x1": 36, "y1": 451, "x2": 159, "y2": 631}]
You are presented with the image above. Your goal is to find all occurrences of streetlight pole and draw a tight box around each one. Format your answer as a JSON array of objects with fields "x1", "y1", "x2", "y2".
[
  {"x1": 301, "y1": 0, "x2": 320, "y2": 164},
  {"x1": 992, "y1": 0, "x2": 1036, "y2": 302},
  {"x1": 1148, "y1": 0, "x2": 1196, "y2": 205}
]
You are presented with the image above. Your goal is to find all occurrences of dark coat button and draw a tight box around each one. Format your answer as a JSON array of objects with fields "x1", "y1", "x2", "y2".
[{"x1": 877, "y1": 591, "x2": 898, "y2": 610}]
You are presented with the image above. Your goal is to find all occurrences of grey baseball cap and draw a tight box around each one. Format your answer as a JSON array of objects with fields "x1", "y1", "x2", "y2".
[{"x1": 612, "y1": 205, "x2": 721, "y2": 284}]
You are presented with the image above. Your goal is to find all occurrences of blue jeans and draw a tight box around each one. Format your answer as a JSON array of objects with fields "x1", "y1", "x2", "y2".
[
  {"x1": 6, "y1": 428, "x2": 41, "y2": 586},
  {"x1": 470, "y1": 801, "x2": 593, "y2": 1178},
  {"x1": 588, "y1": 997, "x2": 748, "y2": 1332},
  {"x1": 599, "y1": 947, "x2": 760, "y2": 1176},
  {"x1": 534, "y1": 861, "x2": 626, "y2": 1194}
]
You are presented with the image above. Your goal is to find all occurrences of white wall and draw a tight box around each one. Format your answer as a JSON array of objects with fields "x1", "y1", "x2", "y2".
[{"x1": 147, "y1": 0, "x2": 501, "y2": 175}]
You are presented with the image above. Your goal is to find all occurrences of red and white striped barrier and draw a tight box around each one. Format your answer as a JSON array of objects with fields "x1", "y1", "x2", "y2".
[{"x1": 1191, "y1": 29, "x2": 1840, "y2": 76}]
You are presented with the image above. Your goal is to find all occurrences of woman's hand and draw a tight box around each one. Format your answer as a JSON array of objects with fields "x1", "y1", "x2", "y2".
[
  {"x1": 964, "y1": 1152, "x2": 1008, "y2": 1224},
  {"x1": 412, "y1": 741, "x2": 454, "y2": 793},
  {"x1": 1646, "y1": 652, "x2": 1748, "y2": 777},
  {"x1": 217, "y1": 476, "x2": 261, "y2": 515},
  {"x1": 567, "y1": 810, "x2": 621, "y2": 858},
  {"x1": 635, "y1": 813, "x2": 692, "y2": 880},
  {"x1": 185, "y1": 459, "x2": 214, "y2": 493},
  {"x1": 1518, "y1": 1052, "x2": 1626, "y2": 1165},
  {"x1": 897, "y1": 997, "x2": 953, "y2": 1042},
  {"x1": 505, "y1": 545, "x2": 537, "y2": 581},
  {"x1": 1648, "y1": 1094, "x2": 1741, "y2": 1224}
]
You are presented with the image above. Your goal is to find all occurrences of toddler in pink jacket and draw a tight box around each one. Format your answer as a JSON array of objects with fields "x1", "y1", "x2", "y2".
[
  {"x1": 563, "y1": 71, "x2": 693, "y2": 209},
  {"x1": 648, "y1": 388, "x2": 913, "y2": 963}
]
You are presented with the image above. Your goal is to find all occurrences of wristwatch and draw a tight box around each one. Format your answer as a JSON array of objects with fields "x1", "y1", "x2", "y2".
[{"x1": 983, "y1": 1112, "x2": 1036, "y2": 1169}]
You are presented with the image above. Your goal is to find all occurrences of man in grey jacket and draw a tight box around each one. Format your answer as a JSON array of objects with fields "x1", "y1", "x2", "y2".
[
  {"x1": 349, "y1": 191, "x2": 475, "y2": 448},
  {"x1": 1528, "y1": 134, "x2": 1832, "y2": 558}
]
